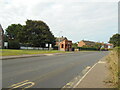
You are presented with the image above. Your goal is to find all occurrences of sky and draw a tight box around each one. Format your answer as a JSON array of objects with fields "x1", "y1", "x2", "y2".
[{"x1": 0, "y1": 0, "x2": 119, "y2": 43}]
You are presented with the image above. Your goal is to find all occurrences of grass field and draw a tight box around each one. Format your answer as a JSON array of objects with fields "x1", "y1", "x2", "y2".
[
  {"x1": 106, "y1": 47, "x2": 120, "y2": 88},
  {"x1": 0, "y1": 49, "x2": 66, "y2": 56}
]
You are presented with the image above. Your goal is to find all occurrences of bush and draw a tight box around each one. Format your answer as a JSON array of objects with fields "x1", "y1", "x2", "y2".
[
  {"x1": 8, "y1": 40, "x2": 20, "y2": 49},
  {"x1": 106, "y1": 49, "x2": 118, "y2": 88},
  {"x1": 78, "y1": 47, "x2": 98, "y2": 51},
  {"x1": 100, "y1": 48, "x2": 108, "y2": 51},
  {"x1": 53, "y1": 46, "x2": 58, "y2": 50}
]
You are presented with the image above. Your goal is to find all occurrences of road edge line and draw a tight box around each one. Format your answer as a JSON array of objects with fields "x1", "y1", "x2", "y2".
[
  {"x1": 73, "y1": 62, "x2": 98, "y2": 88},
  {"x1": 1, "y1": 52, "x2": 75, "y2": 60}
]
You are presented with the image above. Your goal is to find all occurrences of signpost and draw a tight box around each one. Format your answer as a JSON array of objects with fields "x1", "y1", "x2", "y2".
[
  {"x1": 4, "y1": 42, "x2": 8, "y2": 49},
  {"x1": 46, "y1": 44, "x2": 48, "y2": 47}
]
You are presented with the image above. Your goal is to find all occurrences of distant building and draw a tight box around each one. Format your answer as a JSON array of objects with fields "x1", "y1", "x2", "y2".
[
  {"x1": 0, "y1": 24, "x2": 4, "y2": 49},
  {"x1": 78, "y1": 40, "x2": 96, "y2": 47},
  {"x1": 55, "y1": 36, "x2": 67, "y2": 46},
  {"x1": 101, "y1": 43, "x2": 108, "y2": 49},
  {"x1": 55, "y1": 36, "x2": 72, "y2": 51},
  {"x1": 107, "y1": 44, "x2": 114, "y2": 49},
  {"x1": 59, "y1": 39, "x2": 72, "y2": 51},
  {"x1": 78, "y1": 40, "x2": 113, "y2": 50}
]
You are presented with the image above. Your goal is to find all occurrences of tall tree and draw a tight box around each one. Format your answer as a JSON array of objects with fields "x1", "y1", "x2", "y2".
[
  {"x1": 5, "y1": 20, "x2": 55, "y2": 47},
  {"x1": 109, "y1": 33, "x2": 120, "y2": 47},
  {"x1": 5, "y1": 24, "x2": 24, "y2": 42},
  {"x1": 23, "y1": 20, "x2": 55, "y2": 47}
]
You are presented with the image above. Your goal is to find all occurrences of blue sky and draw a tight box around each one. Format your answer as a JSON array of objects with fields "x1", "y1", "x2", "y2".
[{"x1": 0, "y1": 0, "x2": 118, "y2": 43}]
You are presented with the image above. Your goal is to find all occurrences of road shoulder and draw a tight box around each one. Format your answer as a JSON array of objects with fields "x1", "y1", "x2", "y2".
[
  {"x1": 1, "y1": 52, "x2": 74, "y2": 60},
  {"x1": 76, "y1": 58, "x2": 111, "y2": 88}
]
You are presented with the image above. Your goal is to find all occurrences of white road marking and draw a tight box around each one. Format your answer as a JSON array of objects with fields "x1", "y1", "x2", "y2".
[
  {"x1": 73, "y1": 62, "x2": 98, "y2": 88},
  {"x1": 9, "y1": 80, "x2": 35, "y2": 89},
  {"x1": 10, "y1": 80, "x2": 29, "y2": 87},
  {"x1": 98, "y1": 61, "x2": 106, "y2": 63},
  {"x1": 82, "y1": 66, "x2": 91, "y2": 75},
  {"x1": 62, "y1": 65, "x2": 92, "y2": 88},
  {"x1": 12, "y1": 82, "x2": 35, "y2": 88}
]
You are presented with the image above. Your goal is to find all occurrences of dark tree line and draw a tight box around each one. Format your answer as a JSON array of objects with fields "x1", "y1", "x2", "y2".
[
  {"x1": 5, "y1": 20, "x2": 55, "y2": 48},
  {"x1": 109, "y1": 33, "x2": 120, "y2": 47}
]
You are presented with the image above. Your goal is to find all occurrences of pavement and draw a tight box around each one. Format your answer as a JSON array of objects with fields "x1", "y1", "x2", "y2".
[
  {"x1": 2, "y1": 51, "x2": 109, "y2": 88},
  {"x1": 76, "y1": 58, "x2": 110, "y2": 88}
]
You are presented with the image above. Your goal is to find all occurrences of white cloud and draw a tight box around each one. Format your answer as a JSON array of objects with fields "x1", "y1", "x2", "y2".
[{"x1": 0, "y1": 0, "x2": 118, "y2": 42}]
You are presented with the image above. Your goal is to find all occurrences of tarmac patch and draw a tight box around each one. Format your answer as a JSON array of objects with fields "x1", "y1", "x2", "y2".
[{"x1": 44, "y1": 54, "x2": 54, "y2": 56}]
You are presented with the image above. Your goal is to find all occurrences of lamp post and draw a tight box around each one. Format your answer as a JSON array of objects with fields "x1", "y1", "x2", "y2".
[{"x1": 58, "y1": 31, "x2": 62, "y2": 51}]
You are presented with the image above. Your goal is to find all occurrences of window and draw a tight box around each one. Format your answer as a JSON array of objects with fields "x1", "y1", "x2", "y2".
[
  {"x1": 65, "y1": 44, "x2": 67, "y2": 47},
  {"x1": 61, "y1": 44, "x2": 64, "y2": 48}
]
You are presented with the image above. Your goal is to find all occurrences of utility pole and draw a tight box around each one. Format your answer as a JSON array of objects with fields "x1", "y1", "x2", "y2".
[{"x1": 58, "y1": 31, "x2": 62, "y2": 51}]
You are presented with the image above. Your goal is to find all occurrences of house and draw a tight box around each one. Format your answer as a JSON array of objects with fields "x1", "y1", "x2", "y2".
[
  {"x1": 101, "y1": 43, "x2": 108, "y2": 49},
  {"x1": 107, "y1": 44, "x2": 113, "y2": 49},
  {"x1": 55, "y1": 36, "x2": 72, "y2": 51},
  {"x1": 78, "y1": 40, "x2": 96, "y2": 47},
  {"x1": 55, "y1": 36, "x2": 67, "y2": 46},
  {"x1": 59, "y1": 39, "x2": 72, "y2": 51},
  {"x1": 0, "y1": 24, "x2": 4, "y2": 49}
]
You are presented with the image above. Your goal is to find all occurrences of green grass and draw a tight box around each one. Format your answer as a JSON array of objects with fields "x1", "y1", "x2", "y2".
[
  {"x1": 0, "y1": 49, "x2": 67, "y2": 56},
  {"x1": 106, "y1": 47, "x2": 120, "y2": 88}
]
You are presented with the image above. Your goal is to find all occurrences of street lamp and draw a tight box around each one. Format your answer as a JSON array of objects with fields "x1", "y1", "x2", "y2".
[{"x1": 58, "y1": 31, "x2": 62, "y2": 51}]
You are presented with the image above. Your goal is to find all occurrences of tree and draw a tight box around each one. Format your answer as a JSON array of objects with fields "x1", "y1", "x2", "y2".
[
  {"x1": 94, "y1": 42, "x2": 102, "y2": 49},
  {"x1": 5, "y1": 24, "x2": 24, "y2": 42},
  {"x1": 72, "y1": 43, "x2": 78, "y2": 49},
  {"x1": 109, "y1": 33, "x2": 120, "y2": 47},
  {"x1": 5, "y1": 20, "x2": 55, "y2": 48},
  {"x1": 24, "y1": 20, "x2": 55, "y2": 47}
]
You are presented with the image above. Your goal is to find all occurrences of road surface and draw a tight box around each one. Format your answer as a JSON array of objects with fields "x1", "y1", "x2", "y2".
[{"x1": 2, "y1": 51, "x2": 109, "y2": 88}]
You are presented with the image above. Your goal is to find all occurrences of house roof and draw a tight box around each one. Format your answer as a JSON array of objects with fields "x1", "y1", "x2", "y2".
[
  {"x1": 63, "y1": 39, "x2": 72, "y2": 42},
  {"x1": 56, "y1": 36, "x2": 67, "y2": 42},
  {"x1": 0, "y1": 24, "x2": 4, "y2": 32},
  {"x1": 107, "y1": 44, "x2": 113, "y2": 46},
  {"x1": 82, "y1": 40, "x2": 96, "y2": 46}
]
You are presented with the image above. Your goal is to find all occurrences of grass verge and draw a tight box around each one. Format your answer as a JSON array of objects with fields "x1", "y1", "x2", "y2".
[
  {"x1": 106, "y1": 47, "x2": 119, "y2": 88},
  {"x1": 1, "y1": 49, "x2": 67, "y2": 56}
]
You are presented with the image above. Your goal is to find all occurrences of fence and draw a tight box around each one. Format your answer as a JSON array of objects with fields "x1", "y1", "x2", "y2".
[{"x1": 20, "y1": 46, "x2": 53, "y2": 50}]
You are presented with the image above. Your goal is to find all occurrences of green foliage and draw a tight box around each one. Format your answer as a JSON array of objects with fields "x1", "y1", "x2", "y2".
[
  {"x1": 106, "y1": 49, "x2": 119, "y2": 87},
  {"x1": 24, "y1": 20, "x2": 55, "y2": 47},
  {"x1": 109, "y1": 33, "x2": 120, "y2": 47},
  {"x1": 72, "y1": 43, "x2": 78, "y2": 49},
  {"x1": 94, "y1": 42, "x2": 102, "y2": 48},
  {"x1": 53, "y1": 46, "x2": 58, "y2": 50},
  {"x1": 82, "y1": 43, "x2": 102, "y2": 49},
  {"x1": 6, "y1": 24, "x2": 23, "y2": 42},
  {"x1": 5, "y1": 20, "x2": 55, "y2": 48},
  {"x1": 8, "y1": 40, "x2": 20, "y2": 49},
  {"x1": 4, "y1": 34, "x2": 8, "y2": 42},
  {"x1": 100, "y1": 48, "x2": 108, "y2": 51},
  {"x1": 78, "y1": 47, "x2": 98, "y2": 51}
]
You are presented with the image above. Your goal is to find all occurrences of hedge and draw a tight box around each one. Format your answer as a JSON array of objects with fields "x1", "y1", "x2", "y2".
[
  {"x1": 78, "y1": 47, "x2": 98, "y2": 51},
  {"x1": 8, "y1": 40, "x2": 20, "y2": 49}
]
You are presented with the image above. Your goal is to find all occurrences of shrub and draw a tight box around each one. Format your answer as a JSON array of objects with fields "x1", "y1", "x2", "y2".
[
  {"x1": 8, "y1": 40, "x2": 20, "y2": 49},
  {"x1": 106, "y1": 49, "x2": 118, "y2": 87},
  {"x1": 53, "y1": 46, "x2": 58, "y2": 50},
  {"x1": 78, "y1": 47, "x2": 98, "y2": 51}
]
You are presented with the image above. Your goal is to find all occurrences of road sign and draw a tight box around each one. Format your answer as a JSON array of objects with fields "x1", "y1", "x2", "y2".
[
  {"x1": 4, "y1": 42, "x2": 8, "y2": 47},
  {"x1": 46, "y1": 44, "x2": 48, "y2": 47}
]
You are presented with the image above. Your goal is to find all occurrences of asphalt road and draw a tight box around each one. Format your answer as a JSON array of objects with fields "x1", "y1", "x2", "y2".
[{"x1": 2, "y1": 51, "x2": 109, "y2": 88}]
